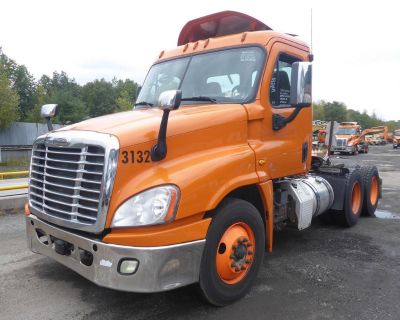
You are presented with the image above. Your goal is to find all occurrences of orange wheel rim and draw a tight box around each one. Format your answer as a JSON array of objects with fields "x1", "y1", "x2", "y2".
[
  {"x1": 370, "y1": 176, "x2": 378, "y2": 205},
  {"x1": 351, "y1": 181, "x2": 362, "y2": 214},
  {"x1": 216, "y1": 222, "x2": 255, "y2": 285}
]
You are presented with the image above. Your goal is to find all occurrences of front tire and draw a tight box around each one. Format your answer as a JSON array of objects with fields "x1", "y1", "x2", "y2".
[{"x1": 199, "y1": 198, "x2": 265, "y2": 306}]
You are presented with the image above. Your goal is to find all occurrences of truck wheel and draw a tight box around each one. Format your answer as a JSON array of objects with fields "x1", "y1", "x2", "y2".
[
  {"x1": 360, "y1": 166, "x2": 380, "y2": 217},
  {"x1": 337, "y1": 169, "x2": 364, "y2": 227},
  {"x1": 199, "y1": 198, "x2": 265, "y2": 306}
]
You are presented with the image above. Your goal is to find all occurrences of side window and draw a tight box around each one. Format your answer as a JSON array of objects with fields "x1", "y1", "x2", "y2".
[{"x1": 269, "y1": 54, "x2": 301, "y2": 107}]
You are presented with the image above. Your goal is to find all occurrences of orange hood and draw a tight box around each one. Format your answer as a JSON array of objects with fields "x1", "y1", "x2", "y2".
[{"x1": 58, "y1": 104, "x2": 246, "y2": 148}]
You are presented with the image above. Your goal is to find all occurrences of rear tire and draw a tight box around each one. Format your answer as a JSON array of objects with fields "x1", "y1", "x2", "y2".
[
  {"x1": 199, "y1": 198, "x2": 265, "y2": 306},
  {"x1": 337, "y1": 169, "x2": 364, "y2": 227},
  {"x1": 360, "y1": 166, "x2": 380, "y2": 217}
]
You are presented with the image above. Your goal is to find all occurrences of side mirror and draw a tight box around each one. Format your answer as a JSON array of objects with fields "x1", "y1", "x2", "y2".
[
  {"x1": 41, "y1": 104, "x2": 58, "y2": 131},
  {"x1": 151, "y1": 90, "x2": 182, "y2": 162},
  {"x1": 290, "y1": 62, "x2": 312, "y2": 107},
  {"x1": 158, "y1": 90, "x2": 182, "y2": 111}
]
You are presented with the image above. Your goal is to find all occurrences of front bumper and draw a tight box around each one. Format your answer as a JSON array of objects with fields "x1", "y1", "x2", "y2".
[
  {"x1": 331, "y1": 146, "x2": 353, "y2": 152},
  {"x1": 26, "y1": 214, "x2": 205, "y2": 292}
]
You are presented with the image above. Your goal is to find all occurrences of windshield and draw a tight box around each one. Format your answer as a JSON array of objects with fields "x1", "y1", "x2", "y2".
[
  {"x1": 136, "y1": 46, "x2": 265, "y2": 106},
  {"x1": 336, "y1": 128, "x2": 357, "y2": 135},
  {"x1": 394, "y1": 130, "x2": 400, "y2": 136}
]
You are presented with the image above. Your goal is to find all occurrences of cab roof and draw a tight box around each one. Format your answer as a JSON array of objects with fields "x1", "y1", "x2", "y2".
[{"x1": 158, "y1": 11, "x2": 309, "y2": 62}]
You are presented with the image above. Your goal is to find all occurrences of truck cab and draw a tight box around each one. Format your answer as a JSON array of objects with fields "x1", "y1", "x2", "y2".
[
  {"x1": 25, "y1": 11, "x2": 381, "y2": 306},
  {"x1": 331, "y1": 122, "x2": 363, "y2": 155}
]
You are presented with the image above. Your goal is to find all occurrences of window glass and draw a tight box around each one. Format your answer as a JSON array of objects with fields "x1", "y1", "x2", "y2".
[
  {"x1": 336, "y1": 128, "x2": 357, "y2": 135},
  {"x1": 136, "y1": 47, "x2": 265, "y2": 106},
  {"x1": 269, "y1": 54, "x2": 300, "y2": 107}
]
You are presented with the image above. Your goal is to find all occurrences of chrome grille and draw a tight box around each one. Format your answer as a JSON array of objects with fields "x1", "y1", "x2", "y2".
[
  {"x1": 336, "y1": 138, "x2": 347, "y2": 147},
  {"x1": 29, "y1": 143, "x2": 105, "y2": 224},
  {"x1": 28, "y1": 131, "x2": 119, "y2": 233}
]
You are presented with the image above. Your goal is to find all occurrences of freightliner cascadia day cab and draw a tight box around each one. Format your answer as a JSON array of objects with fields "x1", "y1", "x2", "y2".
[{"x1": 25, "y1": 11, "x2": 382, "y2": 305}]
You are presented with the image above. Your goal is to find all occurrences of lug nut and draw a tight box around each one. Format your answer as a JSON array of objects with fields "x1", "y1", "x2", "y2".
[
  {"x1": 235, "y1": 267, "x2": 240, "y2": 272},
  {"x1": 245, "y1": 259, "x2": 251, "y2": 264},
  {"x1": 241, "y1": 266, "x2": 246, "y2": 270}
]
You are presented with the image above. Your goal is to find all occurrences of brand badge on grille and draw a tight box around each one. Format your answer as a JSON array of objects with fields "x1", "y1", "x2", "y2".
[{"x1": 45, "y1": 137, "x2": 70, "y2": 147}]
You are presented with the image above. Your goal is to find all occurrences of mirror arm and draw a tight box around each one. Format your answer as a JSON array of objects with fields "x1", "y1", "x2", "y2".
[
  {"x1": 46, "y1": 117, "x2": 54, "y2": 131},
  {"x1": 151, "y1": 110, "x2": 170, "y2": 161},
  {"x1": 272, "y1": 105, "x2": 306, "y2": 131}
]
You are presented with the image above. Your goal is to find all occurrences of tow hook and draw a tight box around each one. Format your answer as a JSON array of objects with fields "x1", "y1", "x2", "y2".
[{"x1": 54, "y1": 238, "x2": 74, "y2": 256}]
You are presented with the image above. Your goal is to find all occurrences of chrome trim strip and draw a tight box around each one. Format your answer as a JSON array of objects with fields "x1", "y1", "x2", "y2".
[
  {"x1": 28, "y1": 130, "x2": 119, "y2": 233},
  {"x1": 30, "y1": 201, "x2": 97, "y2": 221},
  {"x1": 30, "y1": 186, "x2": 99, "y2": 203},
  {"x1": 32, "y1": 155, "x2": 104, "y2": 166},
  {"x1": 32, "y1": 163, "x2": 103, "y2": 175},
  {"x1": 30, "y1": 177, "x2": 101, "y2": 193},
  {"x1": 31, "y1": 170, "x2": 102, "y2": 184}
]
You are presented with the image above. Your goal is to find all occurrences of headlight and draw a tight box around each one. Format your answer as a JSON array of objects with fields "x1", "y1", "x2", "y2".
[{"x1": 111, "y1": 185, "x2": 179, "y2": 227}]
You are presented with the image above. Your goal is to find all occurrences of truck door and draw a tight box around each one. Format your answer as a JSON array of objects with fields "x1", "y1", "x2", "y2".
[{"x1": 246, "y1": 41, "x2": 312, "y2": 181}]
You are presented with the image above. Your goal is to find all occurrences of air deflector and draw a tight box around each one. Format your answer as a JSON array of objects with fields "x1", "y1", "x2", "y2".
[{"x1": 178, "y1": 11, "x2": 272, "y2": 46}]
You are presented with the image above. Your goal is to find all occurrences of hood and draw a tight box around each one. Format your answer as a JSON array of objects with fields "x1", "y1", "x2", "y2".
[{"x1": 58, "y1": 104, "x2": 246, "y2": 148}]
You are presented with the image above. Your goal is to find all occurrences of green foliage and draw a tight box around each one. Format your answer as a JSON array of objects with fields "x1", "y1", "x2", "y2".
[
  {"x1": 312, "y1": 100, "x2": 398, "y2": 130},
  {"x1": 0, "y1": 48, "x2": 139, "y2": 126},
  {"x1": 0, "y1": 48, "x2": 36, "y2": 120},
  {"x1": 82, "y1": 79, "x2": 117, "y2": 117},
  {"x1": 0, "y1": 63, "x2": 19, "y2": 129}
]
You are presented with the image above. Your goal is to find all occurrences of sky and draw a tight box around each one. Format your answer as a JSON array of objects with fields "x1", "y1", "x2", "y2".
[{"x1": 1, "y1": 0, "x2": 399, "y2": 120}]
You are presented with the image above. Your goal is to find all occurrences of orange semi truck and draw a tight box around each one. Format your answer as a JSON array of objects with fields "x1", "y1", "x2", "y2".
[
  {"x1": 25, "y1": 11, "x2": 382, "y2": 305},
  {"x1": 330, "y1": 122, "x2": 368, "y2": 155}
]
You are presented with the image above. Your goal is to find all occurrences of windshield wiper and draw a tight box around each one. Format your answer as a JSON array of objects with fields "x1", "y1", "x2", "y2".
[
  {"x1": 134, "y1": 101, "x2": 154, "y2": 107},
  {"x1": 181, "y1": 96, "x2": 217, "y2": 103}
]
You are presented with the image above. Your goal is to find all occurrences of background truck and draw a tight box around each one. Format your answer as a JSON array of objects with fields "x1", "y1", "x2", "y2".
[
  {"x1": 25, "y1": 11, "x2": 382, "y2": 306},
  {"x1": 330, "y1": 122, "x2": 368, "y2": 155},
  {"x1": 393, "y1": 129, "x2": 400, "y2": 148}
]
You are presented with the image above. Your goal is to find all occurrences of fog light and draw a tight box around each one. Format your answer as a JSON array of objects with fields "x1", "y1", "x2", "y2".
[{"x1": 118, "y1": 259, "x2": 139, "y2": 275}]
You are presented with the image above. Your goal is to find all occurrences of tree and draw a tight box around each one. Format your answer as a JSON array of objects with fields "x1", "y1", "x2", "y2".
[
  {"x1": 114, "y1": 78, "x2": 137, "y2": 111},
  {"x1": 0, "y1": 48, "x2": 36, "y2": 120},
  {"x1": 26, "y1": 84, "x2": 46, "y2": 123},
  {"x1": 318, "y1": 100, "x2": 348, "y2": 123},
  {"x1": 0, "y1": 64, "x2": 19, "y2": 129},
  {"x1": 312, "y1": 100, "x2": 325, "y2": 120},
  {"x1": 82, "y1": 79, "x2": 116, "y2": 117}
]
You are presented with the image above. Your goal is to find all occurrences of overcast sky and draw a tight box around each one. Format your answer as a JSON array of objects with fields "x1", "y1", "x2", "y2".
[{"x1": 1, "y1": 0, "x2": 399, "y2": 120}]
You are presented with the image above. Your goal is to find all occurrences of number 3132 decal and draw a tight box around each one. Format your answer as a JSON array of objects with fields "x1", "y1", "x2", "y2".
[{"x1": 121, "y1": 150, "x2": 151, "y2": 164}]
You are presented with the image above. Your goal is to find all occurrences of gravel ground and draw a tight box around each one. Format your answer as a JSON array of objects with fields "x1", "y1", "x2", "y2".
[{"x1": 0, "y1": 144, "x2": 399, "y2": 320}]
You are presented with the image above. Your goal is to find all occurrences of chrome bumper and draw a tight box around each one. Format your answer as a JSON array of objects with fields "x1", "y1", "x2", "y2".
[
  {"x1": 331, "y1": 146, "x2": 352, "y2": 152},
  {"x1": 26, "y1": 215, "x2": 205, "y2": 292}
]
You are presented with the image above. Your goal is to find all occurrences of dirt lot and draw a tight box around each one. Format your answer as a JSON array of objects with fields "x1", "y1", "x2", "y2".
[{"x1": 0, "y1": 144, "x2": 399, "y2": 320}]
